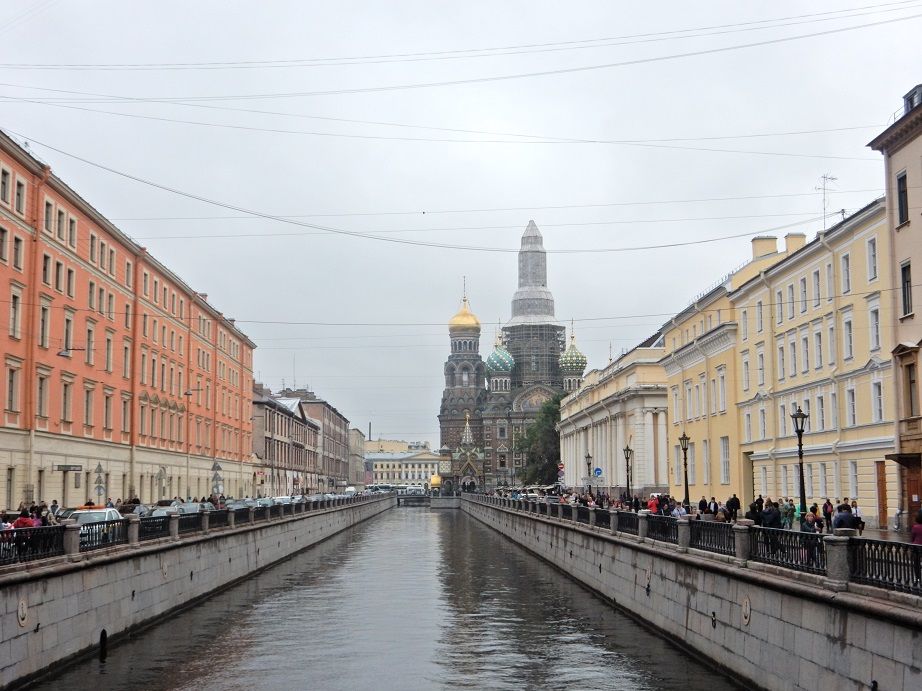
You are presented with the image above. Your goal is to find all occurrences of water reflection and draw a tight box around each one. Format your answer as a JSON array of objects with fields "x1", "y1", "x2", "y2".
[{"x1": 35, "y1": 510, "x2": 740, "y2": 691}]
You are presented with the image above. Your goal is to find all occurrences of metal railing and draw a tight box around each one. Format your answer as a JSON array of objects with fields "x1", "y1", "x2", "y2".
[
  {"x1": 209, "y1": 510, "x2": 229, "y2": 528},
  {"x1": 689, "y1": 520, "x2": 735, "y2": 556},
  {"x1": 139, "y1": 516, "x2": 170, "y2": 541},
  {"x1": 0, "y1": 526, "x2": 65, "y2": 564},
  {"x1": 234, "y1": 507, "x2": 251, "y2": 522},
  {"x1": 253, "y1": 506, "x2": 268, "y2": 521},
  {"x1": 750, "y1": 527, "x2": 826, "y2": 574},
  {"x1": 617, "y1": 511, "x2": 639, "y2": 535},
  {"x1": 647, "y1": 515, "x2": 678, "y2": 544},
  {"x1": 576, "y1": 506, "x2": 591, "y2": 524},
  {"x1": 595, "y1": 509, "x2": 611, "y2": 530},
  {"x1": 178, "y1": 513, "x2": 203, "y2": 534},
  {"x1": 80, "y1": 519, "x2": 129, "y2": 552},
  {"x1": 848, "y1": 538, "x2": 922, "y2": 595}
]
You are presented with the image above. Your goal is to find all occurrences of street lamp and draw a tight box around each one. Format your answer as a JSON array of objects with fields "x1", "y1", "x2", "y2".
[
  {"x1": 790, "y1": 405, "x2": 809, "y2": 523},
  {"x1": 183, "y1": 388, "x2": 203, "y2": 501},
  {"x1": 623, "y1": 444, "x2": 633, "y2": 504},
  {"x1": 585, "y1": 452, "x2": 592, "y2": 495},
  {"x1": 679, "y1": 432, "x2": 690, "y2": 509}
]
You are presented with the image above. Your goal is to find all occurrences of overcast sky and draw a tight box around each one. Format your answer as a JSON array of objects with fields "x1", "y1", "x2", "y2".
[{"x1": 2, "y1": 1, "x2": 919, "y2": 446}]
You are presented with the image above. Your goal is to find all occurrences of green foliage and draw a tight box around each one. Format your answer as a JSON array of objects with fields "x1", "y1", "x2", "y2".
[{"x1": 514, "y1": 393, "x2": 563, "y2": 485}]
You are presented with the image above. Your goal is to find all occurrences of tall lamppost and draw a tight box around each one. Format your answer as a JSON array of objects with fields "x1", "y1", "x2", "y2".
[
  {"x1": 623, "y1": 444, "x2": 633, "y2": 504},
  {"x1": 679, "y1": 432, "x2": 690, "y2": 509},
  {"x1": 585, "y1": 452, "x2": 592, "y2": 495},
  {"x1": 791, "y1": 405, "x2": 809, "y2": 523}
]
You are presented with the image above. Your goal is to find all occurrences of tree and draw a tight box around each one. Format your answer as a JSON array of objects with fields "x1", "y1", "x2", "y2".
[{"x1": 514, "y1": 393, "x2": 563, "y2": 485}]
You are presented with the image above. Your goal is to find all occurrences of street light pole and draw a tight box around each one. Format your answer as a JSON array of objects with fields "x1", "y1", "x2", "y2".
[
  {"x1": 791, "y1": 406, "x2": 809, "y2": 524},
  {"x1": 584, "y1": 452, "x2": 592, "y2": 495},
  {"x1": 679, "y1": 432, "x2": 690, "y2": 509},
  {"x1": 623, "y1": 444, "x2": 633, "y2": 504}
]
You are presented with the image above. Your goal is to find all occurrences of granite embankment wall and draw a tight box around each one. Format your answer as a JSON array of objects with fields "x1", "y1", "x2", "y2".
[
  {"x1": 463, "y1": 497, "x2": 921, "y2": 691},
  {"x1": 0, "y1": 496, "x2": 394, "y2": 689}
]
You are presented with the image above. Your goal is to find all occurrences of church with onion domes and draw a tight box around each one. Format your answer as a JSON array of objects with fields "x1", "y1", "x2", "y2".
[{"x1": 437, "y1": 221, "x2": 586, "y2": 493}]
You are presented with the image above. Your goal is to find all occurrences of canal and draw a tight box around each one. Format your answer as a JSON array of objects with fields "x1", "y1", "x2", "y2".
[{"x1": 35, "y1": 508, "x2": 741, "y2": 690}]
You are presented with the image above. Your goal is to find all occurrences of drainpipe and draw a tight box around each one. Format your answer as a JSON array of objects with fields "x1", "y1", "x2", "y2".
[{"x1": 819, "y1": 232, "x2": 842, "y2": 500}]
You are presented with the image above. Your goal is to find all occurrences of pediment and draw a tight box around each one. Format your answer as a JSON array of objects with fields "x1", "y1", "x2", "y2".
[{"x1": 513, "y1": 384, "x2": 557, "y2": 413}]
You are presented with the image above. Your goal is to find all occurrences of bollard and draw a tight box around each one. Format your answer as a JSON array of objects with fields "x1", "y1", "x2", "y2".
[
  {"x1": 557, "y1": 502, "x2": 564, "y2": 520},
  {"x1": 127, "y1": 514, "x2": 140, "y2": 546},
  {"x1": 610, "y1": 509, "x2": 619, "y2": 534},
  {"x1": 169, "y1": 513, "x2": 180, "y2": 540},
  {"x1": 571, "y1": 504, "x2": 579, "y2": 523},
  {"x1": 676, "y1": 517, "x2": 690, "y2": 552},
  {"x1": 732, "y1": 519, "x2": 753, "y2": 566},
  {"x1": 227, "y1": 509, "x2": 236, "y2": 529},
  {"x1": 824, "y1": 534, "x2": 852, "y2": 590},
  {"x1": 201, "y1": 510, "x2": 211, "y2": 533},
  {"x1": 63, "y1": 523, "x2": 81, "y2": 556},
  {"x1": 637, "y1": 510, "x2": 651, "y2": 540},
  {"x1": 588, "y1": 508, "x2": 596, "y2": 527}
]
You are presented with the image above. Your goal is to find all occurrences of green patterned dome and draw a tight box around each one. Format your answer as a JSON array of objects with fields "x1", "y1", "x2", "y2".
[
  {"x1": 559, "y1": 334, "x2": 588, "y2": 374},
  {"x1": 486, "y1": 341, "x2": 515, "y2": 374}
]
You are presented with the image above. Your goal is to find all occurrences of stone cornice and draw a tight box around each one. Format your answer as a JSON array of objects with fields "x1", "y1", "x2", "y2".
[{"x1": 662, "y1": 323, "x2": 738, "y2": 376}]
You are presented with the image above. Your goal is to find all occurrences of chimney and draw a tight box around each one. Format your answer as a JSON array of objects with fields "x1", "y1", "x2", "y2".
[
  {"x1": 904, "y1": 84, "x2": 922, "y2": 115},
  {"x1": 751, "y1": 236, "x2": 777, "y2": 259},
  {"x1": 198, "y1": 293, "x2": 208, "y2": 302},
  {"x1": 784, "y1": 233, "x2": 807, "y2": 255}
]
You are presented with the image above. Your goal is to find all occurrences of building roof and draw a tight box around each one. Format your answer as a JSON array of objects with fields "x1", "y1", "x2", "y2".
[{"x1": 365, "y1": 451, "x2": 442, "y2": 462}]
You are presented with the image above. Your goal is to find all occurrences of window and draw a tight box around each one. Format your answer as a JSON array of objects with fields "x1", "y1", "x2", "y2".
[
  {"x1": 688, "y1": 443, "x2": 696, "y2": 484},
  {"x1": 85, "y1": 326, "x2": 94, "y2": 365},
  {"x1": 759, "y1": 408, "x2": 766, "y2": 439},
  {"x1": 777, "y1": 345, "x2": 785, "y2": 379},
  {"x1": 54, "y1": 261, "x2": 62, "y2": 291},
  {"x1": 742, "y1": 355, "x2": 750, "y2": 390},
  {"x1": 66, "y1": 268, "x2": 74, "y2": 297},
  {"x1": 121, "y1": 399, "x2": 130, "y2": 433},
  {"x1": 757, "y1": 351, "x2": 765, "y2": 385},
  {"x1": 756, "y1": 301, "x2": 763, "y2": 332},
  {"x1": 6, "y1": 367, "x2": 19, "y2": 411},
  {"x1": 741, "y1": 310, "x2": 748, "y2": 340},
  {"x1": 780, "y1": 404, "x2": 787, "y2": 436},
  {"x1": 717, "y1": 369, "x2": 726, "y2": 412},
  {"x1": 814, "y1": 331, "x2": 823, "y2": 369},
  {"x1": 846, "y1": 388, "x2": 856, "y2": 426},
  {"x1": 702, "y1": 439, "x2": 710, "y2": 485},
  {"x1": 12, "y1": 236, "x2": 22, "y2": 269},
  {"x1": 14, "y1": 180, "x2": 24, "y2": 214},
  {"x1": 843, "y1": 318, "x2": 853, "y2": 360},
  {"x1": 776, "y1": 290, "x2": 783, "y2": 324},
  {"x1": 801, "y1": 335, "x2": 809, "y2": 372},
  {"x1": 36, "y1": 375, "x2": 48, "y2": 417},
  {"x1": 43, "y1": 201, "x2": 53, "y2": 232},
  {"x1": 0, "y1": 227, "x2": 6, "y2": 261},
  {"x1": 826, "y1": 263, "x2": 833, "y2": 302},
  {"x1": 831, "y1": 391, "x2": 838, "y2": 429},
  {"x1": 720, "y1": 436, "x2": 730, "y2": 485},
  {"x1": 108, "y1": 248, "x2": 115, "y2": 274},
  {"x1": 787, "y1": 284, "x2": 795, "y2": 319},
  {"x1": 897, "y1": 171, "x2": 909, "y2": 225},
  {"x1": 153, "y1": 279, "x2": 159, "y2": 303},
  {"x1": 907, "y1": 364, "x2": 919, "y2": 417},
  {"x1": 781, "y1": 465, "x2": 789, "y2": 497},
  {"x1": 56, "y1": 209, "x2": 65, "y2": 240},
  {"x1": 806, "y1": 463, "x2": 814, "y2": 498},
  {"x1": 812, "y1": 270, "x2": 821, "y2": 307},
  {"x1": 799, "y1": 277, "x2": 807, "y2": 312},
  {"x1": 83, "y1": 388, "x2": 93, "y2": 426},
  {"x1": 828, "y1": 323, "x2": 836, "y2": 364},
  {"x1": 143, "y1": 272, "x2": 149, "y2": 296},
  {"x1": 140, "y1": 352, "x2": 147, "y2": 384},
  {"x1": 0, "y1": 169, "x2": 8, "y2": 204},
  {"x1": 816, "y1": 395, "x2": 825, "y2": 431},
  {"x1": 901, "y1": 262, "x2": 913, "y2": 316},
  {"x1": 61, "y1": 381, "x2": 72, "y2": 421},
  {"x1": 760, "y1": 466, "x2": 768, "y2": 495},
  {"x1": 819, "y1": 463, "x2": 828, "y2": 497},
  {"x1": 672, "y1": 387, "x2": 679, "y2": 420},
  {"x1": 89, "y1": 234, "x2": 97, "y2": 263},
  {"x1": 870, "y1": 308, "x2": 880, "y2": 351},
  {"x1": 125, "y1": 261, "x2": 132, "y2": 287},
  {"x1": 867, "y1": 238, "x2": 878, "y2": 280},
  {"x1": 104, "y1": 394, "x2": 113, "y2": 430},
  {"x1": 872, "y1": 381, "x2": 883, "y2": 422},
  {"x1": 63, "y1": 313, "x2": 73, "y2": 351},
  {"x1": 123, "y1": 344, "x2": 130, "y2": 378},
  {"x1": 848, "y1": 460, "x2": 858, "y2": 498},
  {"x1": 744, "y1": 412, "x2": 752, "y2": 442},
  {"x1": 803, "y1": 398, "x2": 811, "y2": 432},
  {"x1": 789, "y1": 339, "x2": 797, "y2": 377},
  {"x1": 9, "y1": 290, "x2": 21, "y2": 339},
  {"x1": 38, "y1": 304, "x2": 49, "y2": 348},
  {"x1": 68, "y1": 218, "x2": 76, "y2": 247},
  {"x1": 841, "y1": 254, "x2": 851, "y2": 294},
  {"x1": 105, "y1": 335, "x2": 113, "y2": 372},
  {"x1": 88, "y1": 281, "x2": 96, "y2": 310},
  {"x1": 41, "y1": 254, "x2": 51, "y2": 284},
  {"x1": 107, "y1": 294, "x2": 115, "y2": 320}
]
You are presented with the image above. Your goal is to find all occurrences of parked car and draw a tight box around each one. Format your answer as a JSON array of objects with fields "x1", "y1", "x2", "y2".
[
  {"x1": 69, "y1": 507, "x2": 122, "y2": 525},
  {"x1": 151, "y1": 507, "x2": 181, "y2": 517},
  {"x1": 272, "y1": 496, "x2": 293, "y2": 505},
  {"x1": 117, "y1": 503, "x2": 153, "y2": 517}
]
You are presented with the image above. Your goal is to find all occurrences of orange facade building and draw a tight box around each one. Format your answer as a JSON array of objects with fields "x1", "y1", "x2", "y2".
[{"x1": 0, "y1": 131, "x2": 255, "y2": 507}]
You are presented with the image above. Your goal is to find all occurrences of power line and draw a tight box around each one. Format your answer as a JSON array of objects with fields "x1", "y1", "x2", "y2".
[
  {"x1": 2, "y1": 12, "x2": 918, "y2": 101},
  {"x1": 0, "y1": 1, "x2": 917, "y2": 70}
]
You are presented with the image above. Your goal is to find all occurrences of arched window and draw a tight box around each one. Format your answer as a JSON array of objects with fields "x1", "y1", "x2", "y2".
[{"x1": 462, "y1": 369, "x2": 470, "y2": 386}]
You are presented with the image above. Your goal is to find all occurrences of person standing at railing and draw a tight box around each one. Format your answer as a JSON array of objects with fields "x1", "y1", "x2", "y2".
[
  {"x1": 11, "y1": 511, "x2": 32, "y2": 530},
  {"x1": 671, "y1": 503, "x2": 687, "y2": 518},
  {"x1": 850, "y1": 501, "x2": 865, "y2": 536}
]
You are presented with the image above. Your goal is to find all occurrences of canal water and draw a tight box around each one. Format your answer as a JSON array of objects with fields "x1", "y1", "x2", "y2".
[{"x1": 36, "y1": 509, "x2": 741, "y2": 691}]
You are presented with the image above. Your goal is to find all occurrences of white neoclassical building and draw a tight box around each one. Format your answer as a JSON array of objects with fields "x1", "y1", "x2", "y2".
[{"x1": 558, "y1": 334, "x2": 669, "y2": 499}]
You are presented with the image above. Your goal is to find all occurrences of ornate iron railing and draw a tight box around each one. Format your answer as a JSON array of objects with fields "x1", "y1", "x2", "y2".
[
  {"x1": 647, "y1": 515, "x2": 678, "y2": 544},
  {"x1": 848, "y1": 538, "x2": 922, "y2": 595},
  {"x1": 617, "y1": 511, "x2": 639, "y2": 535},
  {"x1": 689, "y1": 520, "x2": 735, "y2": 556},
  {"x1": 209, "y1": 510, "x2": 229, "y2": 528},
  {"x1": 749, "y1": 527, "x2": 825, "y2": 574},
  {"x1": 234, "y1": 507, "x2": 252, "y2": 522},
  {"x1": 139, "y1": 516, "x2": 170, "y2": 541},
  {"x1": 0, "y1": 526, "x2": 65, "y2": 564},
  {"x1": 594, "y1": 509, "x2": 611, "y2": 529},
  {"x1": 80, "y1": 519, "x2": 129, "y2": 552},
  {"x1": 177, "y1": 513, "x2": 203, "y2": 534},
  {"x1": 253, "y1": 506, "x2": 268, "y2": 521},
  {"x1": 575, "y1": 506, "x2": 590, "y2": 524},
  {"x1": 268, "y1": 505, "x2": 281, "y2": 519}
]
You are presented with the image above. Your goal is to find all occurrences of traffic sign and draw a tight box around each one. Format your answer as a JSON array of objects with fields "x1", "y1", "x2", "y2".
[
  {"x1": 557, "y1": 463, "x2": 564, "y2": 471},
  {"x1": 594, "y1": 467, "x2": 603, "y2": 477}
]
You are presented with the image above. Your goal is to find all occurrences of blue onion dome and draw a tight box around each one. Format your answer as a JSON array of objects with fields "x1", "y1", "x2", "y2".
[
  {"x1": 559, "y1": 334, "x2": 588, "y2": 374},
  {"x1": 486, "y1": 335, "x2": 515, "y2": 374}
]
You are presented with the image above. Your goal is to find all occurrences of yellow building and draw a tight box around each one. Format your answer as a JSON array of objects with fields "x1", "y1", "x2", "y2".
[
  {"x1": 870, "y1": 84, "x2": 922, "y2": 528},
  {"x1": 730, "y1": 199, "x2": 898, "y2": 527},
  {"x1": 558, "y1": 334, "x2": 668, "y2": 497},
  {"x1": 660, "y1": 236, "x2": 801, "y2": 506},
  {"x1": 368, "y1": 450, "x2": 441, "y2": 487}
]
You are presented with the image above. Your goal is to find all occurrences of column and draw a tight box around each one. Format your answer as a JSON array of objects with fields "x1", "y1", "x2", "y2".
[
  {"x1": 657, "y1": 410, "x2": 668, "y2": 488},
  {"x1": 644, "y1": 408, "x2": 655, "y2": 493}
]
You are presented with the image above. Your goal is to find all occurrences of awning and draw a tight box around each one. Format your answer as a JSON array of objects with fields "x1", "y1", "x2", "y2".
[{"x1": 884, "y1": 453, "x2": 922, "y2": 467}]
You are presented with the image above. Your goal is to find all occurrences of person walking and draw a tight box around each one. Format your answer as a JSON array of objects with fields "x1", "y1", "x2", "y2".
[
  {"x1": 822, "y1": 499, "x2": 834, "y2": 534},
  {"x1": 850, "y1": 500, "x2": 865, "y2": 536},
  {"x1": 727, "y1": 494, "x2": 740, "y2": 522}
]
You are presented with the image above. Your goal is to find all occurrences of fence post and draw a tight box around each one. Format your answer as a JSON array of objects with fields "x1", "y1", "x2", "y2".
[
  {"x1": 824, "y1": 532, "x2": 853, "y2": 590},
  {"x1": 610, "y1": 509, "x2": 619, "y2": 534},
  {"x1": 127, "y1": 514, "x2": 140, "y2": 546},
  {"x1": 169, "y1": 513, "x2": 180, "y2": 541},
  {"x1": 571, "y1": 504, "x2": 579, "y2": 523},
  {"x1": 589, "y1": 508, "x2": 597, "y2": 527},
  {"x1": 63, "y1": 523, "x2": 81, "y2": 556},
  {"x1": 732, "y1": 519, "x2": 753, "y2": 566},
  {"x1": 201, "y1": 510, "x2": 211, "y2": 534},
  {"x1": 676, "y1": 518, "x2": 690, "y2": 552},
  {"x1": 248, "y1": 506, "x2": 256, "y2": 524},
  {"x1": 637, "y1": 510, "x2": 651, "y2": 540},
  {"x1": 228, "y1": 509, "x2": 236, "y2": 529},
  {"x1": 557, "y1": 502, "x2": 564, "y2": 520}
]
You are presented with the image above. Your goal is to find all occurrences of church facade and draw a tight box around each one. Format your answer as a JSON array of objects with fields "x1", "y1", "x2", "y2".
[{"x1": 437, "y1": 221, "x2": 586, "y2": 493}]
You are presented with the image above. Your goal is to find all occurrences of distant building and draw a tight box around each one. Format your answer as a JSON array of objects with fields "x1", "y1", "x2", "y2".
[
  {"x1": 368, "y1": 450, "x2": 441, "y2": 488},
  {"x1": 348, "y1": 428, "x2": 366, "y2": 490},
  {"x1": 252, "y1": 383, "x2": 319, "y2": 496},
  {"x1": 278, "y1": 388, "x2": 349, "y2": 493},
  {"x1": 365, "y1": 439, "x2": 430, "y2": 454}
]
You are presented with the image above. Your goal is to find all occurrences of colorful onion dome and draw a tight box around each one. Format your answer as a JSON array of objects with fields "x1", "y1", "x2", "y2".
[{"x1": 559, "y1": 334, "x2": 588, "y2": 373}]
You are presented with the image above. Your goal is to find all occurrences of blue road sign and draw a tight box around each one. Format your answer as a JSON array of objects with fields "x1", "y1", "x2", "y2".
[{"x1": 594, "y1": 467, "x2": 602, "y2": 477}]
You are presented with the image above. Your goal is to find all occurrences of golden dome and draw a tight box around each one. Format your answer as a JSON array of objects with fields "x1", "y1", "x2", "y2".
[{"x1": 449, "y1": 297, "x2": 481, "y2": 331}]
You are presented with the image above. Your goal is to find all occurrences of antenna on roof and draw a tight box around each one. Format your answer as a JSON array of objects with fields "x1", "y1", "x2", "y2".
[
  {"x1": 815, "y1": 173, "x2": 838, "y2": 231},
  {"x1": 609, "y1": 342, "x2": 613, "y2": 363}
]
